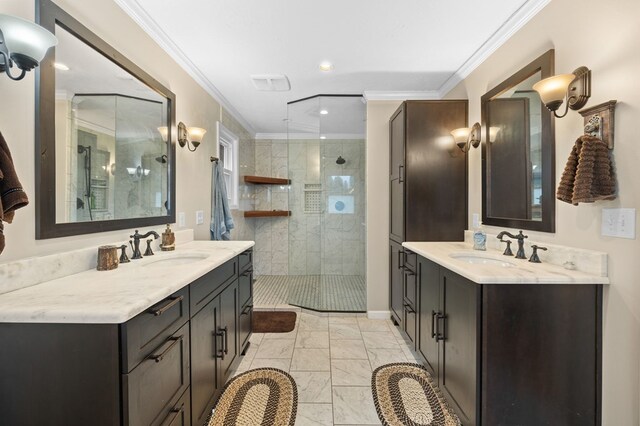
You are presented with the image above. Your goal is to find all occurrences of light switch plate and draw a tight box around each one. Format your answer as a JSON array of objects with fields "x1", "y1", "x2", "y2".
[
  {"x1": 602, "y1": 208, "x2": 636, "y2": 239},
  {"x1": 196, "y1": 210, "x2": 204, "y2": 225},
  {"x1": 178, "y1": 212, "x2": 186, "y2": 228}
]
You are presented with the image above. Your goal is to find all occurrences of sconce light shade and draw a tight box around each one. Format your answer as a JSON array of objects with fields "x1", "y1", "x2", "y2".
[
  {"x1": 157, "y1": 126, "x2": 169, "y2": 142},
  {"x1": 532, "y1": 67, "x2": 591, "y2": 118},
  {"x1": 489, "y1": 127, "x2": 501, "y2": 143},
  {"x1": 451, "y1": 123, "x2": 481, "y2": 152},
  {"x1": 450, "y1": 127, "x2": 470, "y2": 149},
  {"x1": 188, "y1": 127, "x2": 206, "y2": 149},
  {"x1": 177, "y1": 122, "x2": 206, "y2": 152},
  {"x1": 0, "y1": 14, "x2": 57, "y2": 80}
]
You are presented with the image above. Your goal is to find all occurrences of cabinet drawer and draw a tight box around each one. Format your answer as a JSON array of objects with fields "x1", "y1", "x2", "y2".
[
  {"x1": 239, "y1": 268, "x2": 253, "y2": 309},
  {"x1": 154, "y1": 388, "x2": 191, "y2": 426},
  {"x1": 190, "y1": 257, "x2": 237, "y2": 315},
  {"x1": 239, "y1": 303, "x2": 253, "y2": 350},
  {"x1": 404, "y1": 305, "x2": 416, "y2": 345},
  {"x1": 121, "y1": 287, "x2": 189, "y2": 373},
  {"x1": 238, "y1": 249, "x2": 253, "y2": 274},
  {"x1": 123, "y1": 323, "x2": 190, "y2": 426}
]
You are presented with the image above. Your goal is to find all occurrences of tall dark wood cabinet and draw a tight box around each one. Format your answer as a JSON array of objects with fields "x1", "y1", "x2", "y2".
[{"x1": 389, "y1": 100, "x2": 468, "y2": 328}]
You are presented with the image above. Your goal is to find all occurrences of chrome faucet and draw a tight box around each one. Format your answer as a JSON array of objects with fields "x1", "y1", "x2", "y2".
[
  {"x1": 496, "y1": 230, "x2": 528, "y2": 259},
  {"x1": 129, "y1": 229, "x2": 160, "y2": 260}
]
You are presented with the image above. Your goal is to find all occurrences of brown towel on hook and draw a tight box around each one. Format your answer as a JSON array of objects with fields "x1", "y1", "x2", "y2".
[
  {"x1": 557, "y1": 135, "x2": 616, "y2": 205},
  {"x1": 0, "y1": 131, "x2": 29, "y2": 254}
]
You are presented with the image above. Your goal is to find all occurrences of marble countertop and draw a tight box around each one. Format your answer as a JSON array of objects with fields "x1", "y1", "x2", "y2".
[
  {"x1": 402, "y1": 241, "x2": 609, "y2": 284},
  {"x1": 0, "y1": 240, "x2": 254, "y2": 324}
]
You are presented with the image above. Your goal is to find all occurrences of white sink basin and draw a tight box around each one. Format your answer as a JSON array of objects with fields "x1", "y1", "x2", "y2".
[
  {"x1": 143, "y1": 253, "x2": 209, "y2": 267},
  {"x1": 449, "y1": 253, "x2": 515, "y2": 268}
]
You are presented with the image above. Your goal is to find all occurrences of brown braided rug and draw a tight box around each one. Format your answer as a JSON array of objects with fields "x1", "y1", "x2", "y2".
[
  {"x1": 208, "y1": 368, "x2": 297, "y2": 426},
  {"x1": 372, "y1": 363, "x2": 461, "y2": 426}
]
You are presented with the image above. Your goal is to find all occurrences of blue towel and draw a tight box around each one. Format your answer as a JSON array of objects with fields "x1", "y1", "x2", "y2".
[{"x1": 210, "y1": 161, "x2": 234, "y2": 240}]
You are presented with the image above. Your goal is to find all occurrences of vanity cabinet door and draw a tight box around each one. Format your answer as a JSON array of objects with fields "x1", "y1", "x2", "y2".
[
  {"x1": 389, "y1": 240, "x2": 404, "y2": 326},
  {"x1": 439, "y1": 270, "x2": 479, "y2": 426},
  {"x1": 389, "y1": 104, "x2": 405, "y2": 242},
  {"x1": 190, "y1": 296, "x2": 222, "y2": 426},
  {"x1": 218, "y1": 281, "x2": 239, "y2": 388},
  {"x1": 418, "y1": 257, "x2": 440, "y2": 377}
]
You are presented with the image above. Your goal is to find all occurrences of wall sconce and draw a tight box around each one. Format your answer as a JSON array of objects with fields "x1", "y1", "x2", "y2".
[
  {"x1": 177, "y1": 122, "x2": 206, "y2": 152},
  {"x1": 532, "y1": 66, "x2": 591, "y2": 118},
  {"x1": 0, "y1": 14, "x2": 58, "y2": 81},
  {"x1": 450, "y1": 122, "x2": 481, "y2": 153},
  {"x1": 489, "y1": 127, "x2": 500, "y2": 143}
]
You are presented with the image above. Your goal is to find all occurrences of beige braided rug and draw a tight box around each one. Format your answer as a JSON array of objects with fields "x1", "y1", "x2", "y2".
[
  {"x1": 372, "y1": 363, "x2": 461, "y2": 426},
  {"x1": 208, "y1": 368, "x2": 297, "y2": 426}
]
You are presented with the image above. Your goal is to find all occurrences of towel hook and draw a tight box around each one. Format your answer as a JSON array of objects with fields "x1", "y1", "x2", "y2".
[
  {"x1": 579, "y1": 100, "x2": 617, "y2": 150},
  {"x1": 210, "y1": 156, "x2": 219, "y2": 163}
]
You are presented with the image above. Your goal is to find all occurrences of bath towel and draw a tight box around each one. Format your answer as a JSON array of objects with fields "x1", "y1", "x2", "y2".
[
  {"x1": 557, "y1": 135, "x2": 616, "y2": 205},
  {"x1": 210, "y1": 160, "x2": 234, "y2": 240},
  {"x1": 0, "y1": 132, "x2": 29, "y2": 255}
]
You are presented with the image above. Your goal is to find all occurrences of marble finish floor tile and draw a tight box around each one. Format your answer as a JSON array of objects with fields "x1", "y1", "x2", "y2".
[
  {"x1": 356, "y1": 317, "x2": 391, "y2": 332},
  {"x1": 290, "y1": 371, "x2": 332, "y2": 403},
  {"x1": 254, "y1": 338, "x2": 295, "y2": 359},
  {"x1": 299, "y1": 313, "x2": 330, "y2": 331},
  {"x1": 295, "y1": 403, "x2": 334, "y2": 426},
  {"x1": 296, "y1": 331, "x2": 330, "y2": 348},
  {"x1": 330, "y1": 339, "x2": 368, "y2": 359},
  {"x1": 366, "y1": 348, "x2": 408, "y2": 370},
  {"x1": 249, "y1": 357, "x2": 291, "y2": 372},
  {"x1": 331, "y1": 359, "x2": 372, "y2": 386},
  {"x1": 332, "y1": 386, "x2": 380, "y2": 425},
  {"x1": 329, "y1": 323, "x2": 362, "y2": 340},
  {"x1": 362, "y1": 331, "x2": 400, "y2": 349},
  {"x1": 291, "y1": 348, "x2": 331, "y2": 371}
]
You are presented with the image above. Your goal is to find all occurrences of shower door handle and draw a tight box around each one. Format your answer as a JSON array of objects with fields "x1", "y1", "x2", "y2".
[{"x1": 398, "y1": 165, "x2": 404, "y2": 183}]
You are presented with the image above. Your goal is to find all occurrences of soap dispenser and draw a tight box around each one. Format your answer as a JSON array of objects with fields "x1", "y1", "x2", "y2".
[
  {"x1": 472, "y1": 214, "x2": 486, "y2": 251},
  {"x1": 160, "y1": 224, "x2": 176, "y2": 251}
]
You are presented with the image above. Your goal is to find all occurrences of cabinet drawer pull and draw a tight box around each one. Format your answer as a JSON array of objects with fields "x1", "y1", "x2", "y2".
[
  {"x1": 214, "y1": 327, "x2": 225, "y2": 360},
  {"x1": 403, "y1": 303, "x2": 415, "y2": 314},
  {"x1": 149, "y1": 335, "x2": 182, "y2": 363},
  {"x1": 241, "y1": 305, "x2": 253, "y2": 315},
  {"x1": 402, "y1": 266, "x2": 415, "y2": 276},
  {"x1": 399, "y1": 165, "x2": 404, "y2": 183},
  {"x1": 160, "y1": 404, "x2": 184, "y2": 426},
  {"x1": 398, "y1": 250, "x2": 404, "y2": 270},
  {"x1": 241, "y1": 269, "x2": 254, "y2": 277},
  {"x1": 149, "y1": 295, "x2": 183, "y2": 316}
]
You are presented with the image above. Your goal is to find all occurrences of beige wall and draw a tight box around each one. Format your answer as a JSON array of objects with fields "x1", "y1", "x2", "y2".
[
  {"x1": 0, "y1": 0, "x2": 253, "y2": 263},
  {"x1": 365, "y1": 101, "x2": 401, "y2": 312}
]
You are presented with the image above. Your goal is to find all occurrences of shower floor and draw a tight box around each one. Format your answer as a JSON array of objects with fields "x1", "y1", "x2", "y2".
[{"x1": 254, "y1": 275, "x2": 366, "y2": 312}]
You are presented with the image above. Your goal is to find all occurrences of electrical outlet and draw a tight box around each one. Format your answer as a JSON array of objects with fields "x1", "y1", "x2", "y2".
[
  {"x1": 602, "y1": 208, "x2": 636, "y2": 239},
  {"x1": 196, "y1": 210, "x2": 204, "y2": 225},
  {"x1": 178, "y1": 212, "x2": 186, "y2": 228}
]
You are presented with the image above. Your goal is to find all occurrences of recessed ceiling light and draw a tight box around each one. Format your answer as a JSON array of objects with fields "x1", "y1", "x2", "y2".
[
  {"x1": 319, "y1": 62, "x2": 333, "y2": 72},
  {"x1": 320, "y1": 135, "x2": 327, "y2": 139},
  {"x1": 320, "y1": 109, "x2": 328, "y2": 115},
  {"x1": 54, "y1": 62, "x2": 69, "y2": 71}
]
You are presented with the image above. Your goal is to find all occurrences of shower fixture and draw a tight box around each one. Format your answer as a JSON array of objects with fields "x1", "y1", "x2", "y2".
[
  {"x1": 155, "y1": 154, "x2": 168, "y2": 164},
  {"x1": 336, "y1": 156, "x2": 346, "y2": 165}
]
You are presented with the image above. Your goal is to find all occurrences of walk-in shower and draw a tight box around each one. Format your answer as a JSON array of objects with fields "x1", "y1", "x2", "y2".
[{"x1": 254, "y1": 95, "x2": 367, "y2": 312}]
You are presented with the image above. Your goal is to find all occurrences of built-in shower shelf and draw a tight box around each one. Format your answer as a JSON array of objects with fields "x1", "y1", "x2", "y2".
[
  {"x1": 244, "y1": 210, "x2": 291, "y2": 218},
  {"x1": 244, "y1": 175, "x2": 291, "y2": 185}
]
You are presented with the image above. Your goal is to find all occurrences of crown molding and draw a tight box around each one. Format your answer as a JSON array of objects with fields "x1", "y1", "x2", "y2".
[
  {"x1": 437, "y1": 0, "x2": 551, "y2": 97},
  {"x1": 255, "y1": 133, "x2": 365, "y2": 140},
  {"x1": 114, "y1": 0, "x2": 256, "y2": 136},
  {"x1": 363, "y1": 90, "x2": 441, "y2": 101}
]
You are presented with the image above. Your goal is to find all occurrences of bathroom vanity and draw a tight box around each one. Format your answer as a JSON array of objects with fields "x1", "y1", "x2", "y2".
[
  {"x1": 396, "y1": 241, "x2": 607, "y2": 426},
  {"x1": 0, "y1": 241, "x2": 254, "y2": 426}
]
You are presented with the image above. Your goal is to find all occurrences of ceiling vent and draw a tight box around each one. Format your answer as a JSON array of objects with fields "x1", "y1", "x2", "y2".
[{"x1": 250, "y1": 74, "x2": 291, "y2": 91}]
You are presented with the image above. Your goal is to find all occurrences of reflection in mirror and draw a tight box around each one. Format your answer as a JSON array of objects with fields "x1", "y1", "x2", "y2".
[
  {"x1": 36, "y1": 0, "x2": 176, "y2": 239},
  {"x1": 54, "y1": 25, "x2": 168, "y2": 224},
  {"x1": 481, "y1": 49, "x2": 555, "y2": 233}
]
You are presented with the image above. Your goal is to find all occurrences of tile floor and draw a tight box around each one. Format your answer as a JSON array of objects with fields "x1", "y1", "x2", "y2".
[{"x1": 230, "y1": 308, "x2": 422, "y2": 426}]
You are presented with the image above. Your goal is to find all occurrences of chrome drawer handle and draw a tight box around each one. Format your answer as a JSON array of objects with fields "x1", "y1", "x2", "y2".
[
  {"x1": 148, "y1": 295, "x2": 183, "y2": 316},
  {"x1": 149, "y1": 335, "x2": 182, "y2": 363}
]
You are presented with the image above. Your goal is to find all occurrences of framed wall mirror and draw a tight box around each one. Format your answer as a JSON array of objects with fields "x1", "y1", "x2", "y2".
[
  {"x1": 481, "y1": 49, "x2": 555, "y2": 233},
  {"x1": 35, "y1": 0, "x2": 176, "y2": 239}
]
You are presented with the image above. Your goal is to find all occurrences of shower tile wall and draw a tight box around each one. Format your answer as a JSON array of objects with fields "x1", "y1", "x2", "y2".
[
  {"x1": 221, "y1": 109, "x2": 256, "y2": 242},
  {"x1": 254, "y1": 139, "x2": 289, "y2": 275},
  {"x1": 289, "y1": 139, "x2": 366, "y2": 277}
]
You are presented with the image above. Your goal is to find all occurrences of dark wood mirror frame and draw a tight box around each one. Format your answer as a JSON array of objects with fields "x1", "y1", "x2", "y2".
[
  {"x1": 481, "y1": 49, "x2": 556, "y2": 233},
  {"x1": 35, "y1": 0, "x2": 176, "y2": 239}
]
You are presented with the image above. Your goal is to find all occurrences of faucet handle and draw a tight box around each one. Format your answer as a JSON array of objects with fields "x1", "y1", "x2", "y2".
[
  {"x1": 119, "y1": 244, "x2": 130, "y2": 263},
  {"x1": 499, "y1": 239, "x2": 513, "y2": 256},
  {"x1": 529, "y1": 245, "x2": 547, "y2": 263},
  {"x1": 144, "y1": 239, "x2": 155, "y2": 256}
]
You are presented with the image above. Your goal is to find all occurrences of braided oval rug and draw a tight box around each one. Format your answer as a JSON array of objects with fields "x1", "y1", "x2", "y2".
[
  {"x1": 208, "y1": 368, "x2": 297, "y2": 426},
  {"x1": 372, "y1": 363, "x2": 461, "y2": 426}
]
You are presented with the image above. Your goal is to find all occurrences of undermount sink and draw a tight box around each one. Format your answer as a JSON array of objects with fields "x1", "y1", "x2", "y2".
[
  {"x1": 143, "y1": 253, "x2": 210, "y2": 267},
  {"x1": 449, "y1": 253, "x2": 515, "y2": 268}
]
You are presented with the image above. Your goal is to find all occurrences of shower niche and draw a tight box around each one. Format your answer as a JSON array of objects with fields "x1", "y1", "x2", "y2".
[{"x1": 285, "y1": 95, "x2": 367, "y2": 311}]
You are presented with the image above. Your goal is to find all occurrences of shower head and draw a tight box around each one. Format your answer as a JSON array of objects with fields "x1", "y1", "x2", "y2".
[
  {"x1": 336, "y1": 156, "x2": 346, "y2": 165},
  {"x1": 155, "y1": 154, "x2": 168, "y2": 164},
  {"x1": 77, "y1": 145, "x2": 91, "y2": 154}
]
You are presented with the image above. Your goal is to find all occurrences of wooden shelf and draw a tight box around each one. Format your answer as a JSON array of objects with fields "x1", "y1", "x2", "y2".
[
  {"x1": 244, "y1": 175, "x2": 291, "y2": 185},
  {"x1": 244, "y1": 210, "x2": 291, "y2": 218}
]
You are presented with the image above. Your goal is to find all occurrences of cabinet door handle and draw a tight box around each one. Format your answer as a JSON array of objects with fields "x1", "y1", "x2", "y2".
[
  {"x1": 431, "y1": 310, "x2": 437, "y2": 339},
  {"x1": 148, "y1": 295, "x2": 183, "y2": 316},
  {"x1": 241, "y1": 305, "x2": 253, "y2": 316},
  {"x1": 398, "y1": 250, "x2": 404, "y2": 270},
  {"x1": 403, "y1": 303, "x2": 415, "y2": 314},
  {"x1": 399, "y1": 165, "x2": 404, "y2": 183},
  {"x1": 222, "y1": 326, "x2": 229, "y2": 355},
  {"x1": 160, "y1": 404, "x2": 184, "y2": 426},
  {"x1": 435, "y1": 313, "x2": 447, "y2": 342},
  {"x1": 149, "y1": 335, "x2": 182, "y2": 363},
  {"x1": 241, "y1": 269, "x2": 254, "y2": 277},
  {"x1": 215, "y1": 328, "x2": 225, "y2": 360}
]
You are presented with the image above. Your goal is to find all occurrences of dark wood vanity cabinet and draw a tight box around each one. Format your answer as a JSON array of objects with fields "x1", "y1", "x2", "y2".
[
  {"x1": 388, "y1": 100, "x2": 468, "y2": 327},
  {"x1": 0, "y1": 249, "x2": 253, "y2": 426},
  {"x1": 411, "y1": 255, "x2": 602, "y2": 426}
]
